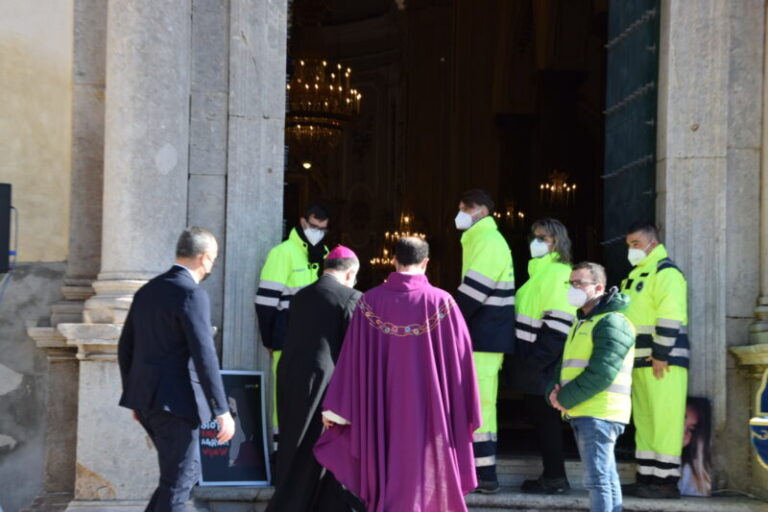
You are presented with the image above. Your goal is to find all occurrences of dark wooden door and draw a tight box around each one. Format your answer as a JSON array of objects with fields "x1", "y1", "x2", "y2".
[{"x1": 602, "y1": 0, "x2": 660, "y2": 284}]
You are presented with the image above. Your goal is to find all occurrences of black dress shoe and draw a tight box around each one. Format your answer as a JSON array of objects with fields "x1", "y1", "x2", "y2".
[
  {"x1": 635, "y1": 483, "x2": 681, "y2": 499},
  {"x1": 621, "y1": 482, "x2": 638, "y2": 496},
  {"x1": 521, "y1": 476, "x2": 570, "y2": 494},
  {"x1": 474, "y1": 479, "x2": 501, "y2": 494}
]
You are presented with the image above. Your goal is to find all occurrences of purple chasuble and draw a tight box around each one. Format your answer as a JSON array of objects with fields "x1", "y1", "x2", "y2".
[{"x1": 314, "y1": 272, "x2": 481, "y2": 512}]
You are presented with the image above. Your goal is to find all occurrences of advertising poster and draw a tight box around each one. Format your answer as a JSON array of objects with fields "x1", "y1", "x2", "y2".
[{"x1": 199, "y1": 370, "x2": 270, "y2": 486}]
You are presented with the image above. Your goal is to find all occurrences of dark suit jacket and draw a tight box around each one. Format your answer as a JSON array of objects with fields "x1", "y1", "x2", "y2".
[{"x1": 118, "y1": 265, "x2": 228, "y2": 425}]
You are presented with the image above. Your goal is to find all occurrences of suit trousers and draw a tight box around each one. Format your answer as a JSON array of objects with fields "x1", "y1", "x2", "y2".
[{"x1": 138, "y1": 410, "x2": 200, "y2": 512}]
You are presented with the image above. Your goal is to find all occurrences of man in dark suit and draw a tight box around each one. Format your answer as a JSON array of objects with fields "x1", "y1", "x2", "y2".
[
  {"x1": 118, "y1": 226, "x2": 235, "y2": 512},
  {"x1": 266, "y1": 245, "x2": 364, "y2": 512}
]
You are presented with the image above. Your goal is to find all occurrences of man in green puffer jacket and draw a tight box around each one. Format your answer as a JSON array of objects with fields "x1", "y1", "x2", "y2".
[{"x1": 545, "y1": 261, "x2": 635, "y2": 512}]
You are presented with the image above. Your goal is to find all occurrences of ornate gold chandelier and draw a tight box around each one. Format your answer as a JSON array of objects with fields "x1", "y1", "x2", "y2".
[
  {"x1": 539, "y1": 170, "x2": 577, "y2": 206},
  {"x1": 285, "y1": 59, "x2": 362, "y2": 159},
  {"x1": 370, "y1": 213, "x2": 427, "y2": 268}
]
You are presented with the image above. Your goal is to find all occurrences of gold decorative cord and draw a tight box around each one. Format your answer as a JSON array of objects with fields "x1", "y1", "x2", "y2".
[{"x1": 359, "y1": 297, "x2": 454, "y2": 336}]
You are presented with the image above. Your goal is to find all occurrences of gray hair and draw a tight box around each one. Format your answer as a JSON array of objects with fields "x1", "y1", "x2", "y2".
[
  {"x1": 325, "y1": 257, "x2": 359, "y2": 272},
  {"x1": 176, "y1": 227, "x2": 216, "y2": 258},
  {"x1": 531, "y1": 217, "x2": 572, "y2": 264},
  {"x1": 572, "y1": 261, "x2": 607, "y2": 286}
]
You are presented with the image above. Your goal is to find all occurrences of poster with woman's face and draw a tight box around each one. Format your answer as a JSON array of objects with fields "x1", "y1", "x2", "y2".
[
  {"x1": 679, "y1": 396, "x2": 711, "y2": 497},
  {"x1": 198, "y1": 371, "x2": 270, "y2": 486}
]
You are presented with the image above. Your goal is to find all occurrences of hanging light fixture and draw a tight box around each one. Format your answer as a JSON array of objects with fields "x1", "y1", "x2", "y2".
[
  {"x1": 370, "y1": 212, "x2": 427, "y2": 268},
  {"x1": 539, "y1": 170, "x2": 577, "y2": 207},
  {"x1": 285, "y1": 59, "x2": 362, "y2": 159}
]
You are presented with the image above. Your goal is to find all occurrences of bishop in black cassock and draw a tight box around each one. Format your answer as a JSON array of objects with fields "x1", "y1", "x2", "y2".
[{"x1": 266, "y1": 245, "x2": 364, "y2": 512}]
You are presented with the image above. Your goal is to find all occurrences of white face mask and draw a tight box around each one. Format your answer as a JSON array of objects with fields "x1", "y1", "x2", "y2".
[
  {"x1": 455, "y1": 210, "x2": 476, "y2": 231},
  {"x1": 627, "y1": 243, "x2": 652, "y2": 266},
  {"x1": 304, "y1": 228, "x2": 325, "y2": 246},
  {"x1": 529, "y1": 239, "x2": 550, "y2": 258},
  {"x1": 567, "y1": 286, "x2": 588, "y2": 308}
]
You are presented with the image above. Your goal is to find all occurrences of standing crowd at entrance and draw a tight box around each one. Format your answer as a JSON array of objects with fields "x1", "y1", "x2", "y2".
[{"x1": 117, "y1": 188, "x2": 690, "y2": 512}]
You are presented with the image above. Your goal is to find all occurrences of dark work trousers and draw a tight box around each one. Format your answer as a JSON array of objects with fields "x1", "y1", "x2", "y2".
[
  {"x1": 524, "y1": 394, "x2": 567, "y2": 479},
  {"x1": 137, "y1": 409, "x2": 200, "y2": 512}
]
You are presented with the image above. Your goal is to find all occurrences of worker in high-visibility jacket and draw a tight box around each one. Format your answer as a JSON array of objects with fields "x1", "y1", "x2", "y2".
[
  {"x1": 513, "y1": 218, "x2": 576, "y2": 495},
  {"x1": 621, "y1": 222, "x2": 688, "y2": 500},
  {"x1": 454, "y1": 189, "x2": 515, "y2": 494},
  {"x1": 255, "y1": 204, "x2": 329, "y2": 449},
  {"x1": 546, "y1": 261, "x2": 635, "y2": 512}
]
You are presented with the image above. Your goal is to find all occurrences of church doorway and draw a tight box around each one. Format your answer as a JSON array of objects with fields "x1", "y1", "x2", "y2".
[{"x1": 283, "y1": 0, "x2": 649, "y2": 465}]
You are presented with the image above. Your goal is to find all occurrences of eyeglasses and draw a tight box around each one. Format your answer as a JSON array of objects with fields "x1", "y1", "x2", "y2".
[{"x1": 567, "y1": 279, "x2": 596, "y2": 288}]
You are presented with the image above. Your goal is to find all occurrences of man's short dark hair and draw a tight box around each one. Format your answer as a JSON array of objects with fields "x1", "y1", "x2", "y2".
[
  {"x1": 460, "y1": 189, "x2": 494, "y2": 212},
  {"x1": 176, "y1": 227, "x2": 216, "y2": 258},
  {"x1": 395, "y1": 237, "x2": 429, "y2": 266},
  {"x1": 324, "y1": 257, "x2": 359, "y2": 272},
  {"x1": 626, "y1": 221, "x2": 659, "y2": 241},
  {"x1": 572, "y1": 261, "x2": 607, "y2": 287},
  {"x1": 304, "y1": 203, "x2": 329, "y2": 222}
]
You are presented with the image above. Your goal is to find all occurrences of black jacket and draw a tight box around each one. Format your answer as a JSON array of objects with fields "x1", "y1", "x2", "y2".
[{"x1": 118, "y1": 265, "x2": 229, "y2": 425}]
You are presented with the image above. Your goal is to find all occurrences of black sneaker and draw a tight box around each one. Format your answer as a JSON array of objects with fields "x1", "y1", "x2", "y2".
[
  {"x1": 621, "y1": 482, "x2": 638, "y2": 496},
  {"x1": 635, "y1": 483, "x2": 681, "y2": 499},
  {"x1": 474, "y1": 479, "x2": 501, "y2": 494},
  {"x1": 521, "y1": 476, "x2": 570, "y2": 495}
]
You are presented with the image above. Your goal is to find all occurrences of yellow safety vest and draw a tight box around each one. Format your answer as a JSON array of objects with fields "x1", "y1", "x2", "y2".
[{"x1": 560, "y1": 311, "x2": 635, "y2": 423}]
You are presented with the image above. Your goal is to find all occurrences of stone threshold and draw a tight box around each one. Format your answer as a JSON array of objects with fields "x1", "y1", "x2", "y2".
[{"x1": 192, "y1": 486, "x2": 767, "y2": 512}]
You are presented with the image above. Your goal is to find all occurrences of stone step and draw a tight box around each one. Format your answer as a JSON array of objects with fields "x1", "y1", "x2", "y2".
[
  {"x1": 192, "y1": 486, "x2": 767, "y2": 512},
  {"x1": 467, "y1": 488, "x2": 766, "y2": 511},
  {"x1": 20, "y1": 493, "x2": 73, "y2": 512},
  {"x1": 494, "y1": 455, "x2": 635, "y2": 489}
]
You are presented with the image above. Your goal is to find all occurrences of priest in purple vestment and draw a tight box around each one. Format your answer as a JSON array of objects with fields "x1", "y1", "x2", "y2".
[{"x1": 314, "y1": 237, "x2": 482, "y2": 512}]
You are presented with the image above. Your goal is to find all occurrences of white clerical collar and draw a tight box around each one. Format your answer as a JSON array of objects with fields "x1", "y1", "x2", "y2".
[
  {"x1": 173, "y1": 263, "x2": 199, "y2": 283},
  {"x1": 397, "y1": 270, "x2": 425, "y2": 275}
]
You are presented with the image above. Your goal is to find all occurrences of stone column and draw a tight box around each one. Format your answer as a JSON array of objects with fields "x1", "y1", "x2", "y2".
[
  {"x1": 222, "y1": 0, "x2": 287, "y2": 372},
  {"x1": 58, "y1": 1, "x2": 192, "y2": 508},
  {"x1": 751, "y1": 0, "x2": 768, "y2": 347},
  {"x1": 24, "y1": 328, "x2": 79, "y2": 509},
  {"x1": 51, "y1": 0, "x2": 107, "y2": 327},
  {"x1": 656, "y1": 0, "x2": 731, "y2": 427},
  {"x1": 658, "y1": 0, "x2": 765, "y2": 496},
  {"x1": 732, "y1": 0, "x2": 768, "y2": 501},
  {"x1": 83, "y1": 0, "x2": 191, "y2": 324}
]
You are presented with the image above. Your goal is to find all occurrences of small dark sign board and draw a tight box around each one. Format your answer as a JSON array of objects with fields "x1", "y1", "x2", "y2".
[
  {"x1": 0, "y1": 184, "x2": 10, "y2": 274},
  {"x1": 198, "y1": 370, "x2": 270, "y2": 486}
]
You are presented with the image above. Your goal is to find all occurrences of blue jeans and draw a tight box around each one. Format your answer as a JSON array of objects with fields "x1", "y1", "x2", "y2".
[{"x1": 571, "y1": 417, "x2": 625, "y2": 512}]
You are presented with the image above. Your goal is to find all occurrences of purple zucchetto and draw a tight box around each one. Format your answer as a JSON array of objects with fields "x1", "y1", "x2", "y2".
[{"x1": 327, "y1": 245, "x2": 358, "y2": 260}]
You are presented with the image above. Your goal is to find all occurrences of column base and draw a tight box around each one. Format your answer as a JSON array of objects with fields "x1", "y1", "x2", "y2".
[
  {"x1": 730, "y1": 344, "x2": 768, "y2": 500},
  {"x1": 65, "y1": 500, "x2": 148, "y2": 512},
  {"x1": 57, "y1": 323, "x2": 158, "y2": 503},
  {"x1": 50, "y1": 278, "x2": 97, "y2": 325},
  {"x1": 83, "y1": 279, "x2": 147, "y2": 324},
  {"x1": 750, "y1": 297, "x2": 768, "y2": 345}
]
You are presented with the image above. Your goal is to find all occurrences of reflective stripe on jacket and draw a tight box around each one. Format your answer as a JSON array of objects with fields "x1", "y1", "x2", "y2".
[
  {"x1": 513, "y1": 252, "x2": 575, "y2": 393},
  {"x1": 456, "y1": 216, "x2": 516, "y2": 353},
  {"x1": 559, "y1": 307, "x2": 635, "y2": 424},
  {"x1": 255, "y1": 228, "x2": 324, "y2": 350},
  {"x1": 621, "y1": 244, "x2": 689, "y2": 369}
]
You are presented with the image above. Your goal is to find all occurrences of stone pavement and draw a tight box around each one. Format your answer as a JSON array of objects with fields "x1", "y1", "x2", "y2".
[{"x1": 192, "y1": 485, "x2": 767, "y2": 512}]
